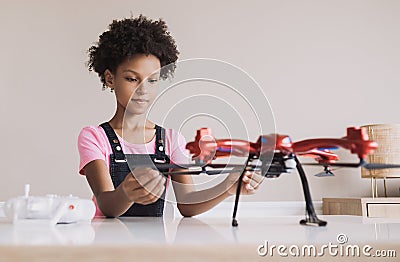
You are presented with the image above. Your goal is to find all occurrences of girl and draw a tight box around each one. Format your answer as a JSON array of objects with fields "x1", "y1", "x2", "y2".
[{"x1": 78, "y1": 15, "x2": 263, "y2": 217}]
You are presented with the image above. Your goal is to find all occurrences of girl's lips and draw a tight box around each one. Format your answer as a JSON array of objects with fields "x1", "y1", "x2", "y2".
[{"x1": 132, "y1": 98, "x2": 149, "y2": 104}]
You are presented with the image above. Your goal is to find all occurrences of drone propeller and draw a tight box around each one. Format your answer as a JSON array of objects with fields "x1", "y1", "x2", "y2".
[
  {"x1": 314, "y1": 166, "x2": 337, "y2": 177},
  {"x1": 151, "y1": 163, "x2": 263, "y2": 176},
  {"x1": 363, "y1": 163, "x2": 400, "y2": 170},
  {"x1": 303, "y1": 162, "x2": 363, "y2": 168},
  {"x1": 167, "y1": 168, "x2": 237, "y2": 175},
  {"x1": 303, "y1": 161, "x2": 400, "y2": 170}
]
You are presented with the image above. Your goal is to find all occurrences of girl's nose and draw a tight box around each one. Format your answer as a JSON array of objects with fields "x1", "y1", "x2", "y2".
[{"x1": 135, "y1": 81, "x2": 150, "y2": 95}]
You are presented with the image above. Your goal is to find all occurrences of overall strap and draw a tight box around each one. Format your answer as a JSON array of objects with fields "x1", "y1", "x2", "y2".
[
  {"x1": 100, "y1": 122, "x2": 168, "y2": 163},
  {"x1": 99, "y1": 122, "x2": 126, "y2": 162},
  {"x1": 155, "y1": 125, "x2": 167, "y2": 163}
]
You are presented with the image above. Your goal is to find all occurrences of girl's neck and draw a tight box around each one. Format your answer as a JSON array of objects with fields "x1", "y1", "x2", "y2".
[{"x1": 108, "y1": 106, "x2": 154, "y2": 131}]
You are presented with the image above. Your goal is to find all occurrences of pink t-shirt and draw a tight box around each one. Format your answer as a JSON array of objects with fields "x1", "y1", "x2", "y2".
[{"x1": 77, "y1": 125, "x2": 190, "y2": 216}]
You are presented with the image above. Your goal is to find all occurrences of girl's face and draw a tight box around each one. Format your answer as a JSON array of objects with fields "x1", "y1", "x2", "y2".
[{"x1": 106, "y1": 54, "x2": 161, "y2": 116}]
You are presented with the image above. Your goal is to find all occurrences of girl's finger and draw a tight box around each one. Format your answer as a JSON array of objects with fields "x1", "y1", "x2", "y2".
[
  {"x1": 250, "y1": 172, "x2": 264, "y2": 184},
  {"x1": 245, "y1": 183, "x2": 255, "y2": 193},
  {"x1": 244, "y1": 171, "x2": 253, "y2": 179},
  {"x1": 242, "y1": 175, "x2": 251, "y2": 183},
  {"x1": 135, "y1": 183, "x2": 165, "y2": 204},
  {"x1": 249, "y1": 178, "x2": 261, "y2": 189}
]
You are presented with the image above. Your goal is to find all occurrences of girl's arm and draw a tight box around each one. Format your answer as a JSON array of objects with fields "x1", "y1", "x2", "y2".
[
  {"x1": 171, "y1": 170, "x2": 263, "y2": 217},
  {"x1": 84, "y1": 159, "x2": 165, "y2": 217},
  {"x1": 84, "y1": 160, "x2": 132, "y2": 217}
]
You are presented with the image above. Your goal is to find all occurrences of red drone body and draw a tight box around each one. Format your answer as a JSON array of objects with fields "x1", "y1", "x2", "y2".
[{"x1": 186, "y1": 126, "x2": 378, "y2": 165}]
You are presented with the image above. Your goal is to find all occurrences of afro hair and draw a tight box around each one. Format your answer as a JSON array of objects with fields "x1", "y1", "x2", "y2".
[{"x1": 87, "y1": 15, "x2": 179, "y2": 88}]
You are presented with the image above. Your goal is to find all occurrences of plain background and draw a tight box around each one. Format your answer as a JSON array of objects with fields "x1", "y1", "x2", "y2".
[{"x1": 1, "y1": 0, "x2": 399, "y2": 202}]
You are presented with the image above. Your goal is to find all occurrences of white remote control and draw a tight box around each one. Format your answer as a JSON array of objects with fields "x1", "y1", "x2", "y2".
[{"x1": 4, "y1": 184, "x2": 96, "y2": 225}]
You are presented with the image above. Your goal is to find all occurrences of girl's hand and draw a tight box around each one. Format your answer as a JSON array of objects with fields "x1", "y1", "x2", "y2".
[
  {"x1": 121, "y1": 167, "x2": 166, "y2": 205},
  {"x1": 225, "y1": 170, "x2": 264, "y2": 196}
]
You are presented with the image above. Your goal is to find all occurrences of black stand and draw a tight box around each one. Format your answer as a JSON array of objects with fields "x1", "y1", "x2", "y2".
[
  {"x1": 231, "y1": 154, "x2": 327, "y2": 227},
  {"x1": 294, "y1": 155, "x2": 327, "y2": 226},
  {"x1": 231, "y1": 155, "x2": 253, "y2": 227}
]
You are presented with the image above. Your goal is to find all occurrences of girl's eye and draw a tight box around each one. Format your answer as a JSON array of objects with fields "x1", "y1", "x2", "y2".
[
  {"x1": 126, "y1": 77, "x2": 138, "y2": 82},
  {"x1": 148, "y1": 79, "x2": 159, "y2": 84}
]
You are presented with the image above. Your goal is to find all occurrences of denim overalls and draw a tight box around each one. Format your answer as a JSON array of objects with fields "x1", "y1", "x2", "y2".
[{"x1": 100, "y1": 122, "x2": 169, "y2": 217}]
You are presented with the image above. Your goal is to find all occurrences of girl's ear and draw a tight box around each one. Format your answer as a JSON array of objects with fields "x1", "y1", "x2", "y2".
[{"x1": 104, "y1": 69, "x2": 115, "y2": 89}]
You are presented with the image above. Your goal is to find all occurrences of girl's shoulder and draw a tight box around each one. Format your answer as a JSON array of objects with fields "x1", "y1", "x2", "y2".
[
  {"x1": 163, "y1": 128, "x2": 186, "y2": 143},
  {"x1": 77, "y1": 125, "x2": 109, "y2": 149},
  {"x1": 78, "y1": 125, "x2": 107, "y2": 137},
  {"x1": 163, "y1": 128, "x2": 187, "y2": 155},
  {"x1": 164, "y1": 127, "x2": 181, "y2": 137},
  {"x1": 78, "y1": 124, "x2": 186, "y2": 150}
]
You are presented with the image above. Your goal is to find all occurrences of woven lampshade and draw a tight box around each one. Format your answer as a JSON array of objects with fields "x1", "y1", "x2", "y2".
[{"x1": 361, "y1": 124, "x2": 400, "y2": 178}]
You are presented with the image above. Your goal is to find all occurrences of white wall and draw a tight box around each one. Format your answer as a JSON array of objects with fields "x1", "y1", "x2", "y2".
[{"x1": 1, "y1": 0, "x2": 399, "y2": 201}]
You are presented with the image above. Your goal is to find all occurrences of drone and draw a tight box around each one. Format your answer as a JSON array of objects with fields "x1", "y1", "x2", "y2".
[{"x1": 144, "y1": 126, "x2": 400, "y2": 227}]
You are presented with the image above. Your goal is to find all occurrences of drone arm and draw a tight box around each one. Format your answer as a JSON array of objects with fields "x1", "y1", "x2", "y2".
[
  {"x1": 292, "y1": 127, "x2": 377, "y2": 160},
  {"x1": 296, "y1": 149, "x2": 339, "y2": 164}
]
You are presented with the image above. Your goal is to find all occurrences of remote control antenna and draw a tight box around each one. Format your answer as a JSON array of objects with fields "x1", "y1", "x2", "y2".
[{"x1": 24, "y1": 184, "x2": 30, "y2": 198}]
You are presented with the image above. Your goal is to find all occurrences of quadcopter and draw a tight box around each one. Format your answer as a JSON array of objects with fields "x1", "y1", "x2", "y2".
[{"x1": 143, "y1": 126, "x2": 400, "y2": 227}]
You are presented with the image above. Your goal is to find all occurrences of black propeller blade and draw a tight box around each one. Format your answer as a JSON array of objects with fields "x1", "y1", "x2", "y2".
[
  {"x1": 167, "y1": 169, "x2": 237, "y2": 175},
  {"x1": 304, "y1": 161, "x2": 400, "y2": 170},
  {"x1": 303, "y1": 162, "x2": 363, "y2": 168},
  {"x1": 363, "y1": 163, "x2": 400, "y2": 170}
]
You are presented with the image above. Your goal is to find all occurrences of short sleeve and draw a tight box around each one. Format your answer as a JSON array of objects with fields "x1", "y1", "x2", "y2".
[
  {"x1": 169, "y1": 131, "x2": 191, "y2": 165},
  {"x1": 77, "y1": 126, "x2": 107, "y2": 175}
]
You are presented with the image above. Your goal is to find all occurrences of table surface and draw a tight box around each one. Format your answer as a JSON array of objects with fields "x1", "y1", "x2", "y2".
[
  {"x1": 1, "y1": 215, "x2": 400, "y2": 246},
  {"x1": 1, "y1": 211, "x2": 400, "y2": 261}
]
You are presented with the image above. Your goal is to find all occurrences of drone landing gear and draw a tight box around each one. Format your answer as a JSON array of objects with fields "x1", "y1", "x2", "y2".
[
  {"x1": 231, "y1": 171, "x2": 245, "y2": 227},
  {"x1": 300, "y1": 217, "x2": 327, "y2": 226},
  {"x1": 231, "y1": 155, "x2": 252, "y2": 227},
  {"x1": 295, "y1": 155, "x2": 327, "y2": 227},
  {"x1": 231, "y1": 154, "x2": 327, "y2": 227}
]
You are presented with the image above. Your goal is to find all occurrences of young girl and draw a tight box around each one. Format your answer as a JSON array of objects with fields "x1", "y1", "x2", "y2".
[{"x1": 78, "y1": 15, "x2": 263, "y2": 217}]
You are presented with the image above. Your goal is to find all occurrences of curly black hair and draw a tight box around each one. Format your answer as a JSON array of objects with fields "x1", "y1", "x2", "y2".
[{"x1": 87, "y1": 15, "x2": 179, "y2": 88}]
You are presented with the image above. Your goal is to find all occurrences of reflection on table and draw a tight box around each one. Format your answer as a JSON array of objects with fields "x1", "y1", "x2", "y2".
[{"x1": 1, "y1": 215, "x2": 400, "y2": 246}]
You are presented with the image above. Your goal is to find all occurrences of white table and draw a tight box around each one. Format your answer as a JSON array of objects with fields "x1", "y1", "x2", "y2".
[{"x1": 0, "y1": 203, "x2": 399, "y2": 261}]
